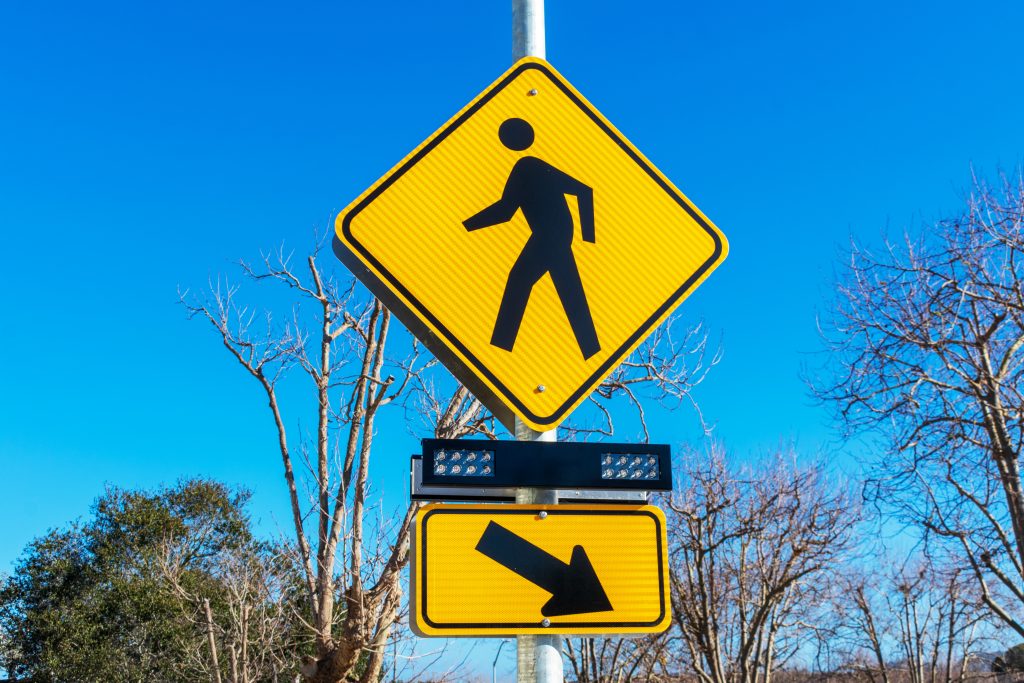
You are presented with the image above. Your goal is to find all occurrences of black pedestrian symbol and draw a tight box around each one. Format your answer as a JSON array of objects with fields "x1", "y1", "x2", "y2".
[{"x1": 463, "y1": 118, "x2": 601, "y2": 360}]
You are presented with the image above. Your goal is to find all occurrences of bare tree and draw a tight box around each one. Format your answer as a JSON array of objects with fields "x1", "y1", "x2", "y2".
[
  {"x1": 573, "y1": 321, "x2": 720, "y2": 441},
  {"x1": 564, "y1": 634, "x2": 674, "y2": 683},
  {"x1": 664, "y1": 445, "x2": 858, "y2": 683},
  {"x1": 158, "y1": 539, "x2": 296, "y2": 683},
  {"x1": 814, "y1": 174, "x2": 1024, "y2": 636},
  {"x1": 183, "y1": 241, "x2": 490, "y2": 683},
  {"x1": 831, "y1": 553, "x2": 992, "y2": 683}
]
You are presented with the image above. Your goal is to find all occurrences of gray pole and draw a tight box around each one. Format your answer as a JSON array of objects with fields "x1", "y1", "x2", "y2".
[
  {"x1": 512, "y1": 0, "x2": 545, "y2": 61},
  {"x1": 512, "y1": 3, "x2": 561, "y2": 682},
  {"x1": 512, "y1": 417, "x2": 561, "y2": 683},
  {"x1": 514, "y1": 416, "x2": 562, "y2": 683}
]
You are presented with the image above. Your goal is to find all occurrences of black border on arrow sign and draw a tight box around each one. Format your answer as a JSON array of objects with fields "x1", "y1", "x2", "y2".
[
  {"x1": 417, "y1": 506, "x2": 667, "y2": 631},
  {"x1": 336, "y1": 60, "x2": 724, "y2": 430}
]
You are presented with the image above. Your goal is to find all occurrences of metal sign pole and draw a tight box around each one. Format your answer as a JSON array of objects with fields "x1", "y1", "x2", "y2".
[
  {"x1": 514, "y1": 419, "x2": 562, "y2": 683},
  {"x1": 512, "y1": 0, "x2": 545, "y2": 61},
  {"x1": 512, "y1": 2, "x2": 561, "y2": 680},
  {"x1": 512, "y1": 9, "x2": 561, "y2": 683}
]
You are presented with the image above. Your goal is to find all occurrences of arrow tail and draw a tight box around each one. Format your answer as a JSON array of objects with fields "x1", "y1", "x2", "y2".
[{"x1": 474, "y1": 521, "x2": 566, "y2": 592}]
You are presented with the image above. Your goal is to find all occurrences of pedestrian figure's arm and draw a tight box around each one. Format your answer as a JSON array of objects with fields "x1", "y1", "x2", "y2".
[
  {"x1": 550, "y1": 167, "x2": 595, "y2": 243},
  {"x1": 463, "y1": 196, "x2": 517, "y2": 231},
  {"x1": 575, "y1": 184, "x2": 595, "y2": 243},
  {"x1": 464, "y1": 164, "x2": 523, "y2": 231}
]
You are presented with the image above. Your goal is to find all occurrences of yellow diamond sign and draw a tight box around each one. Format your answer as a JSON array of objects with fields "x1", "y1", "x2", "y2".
[
  {"x1": 334, "y1": 57, "x2": 727, "y2": 431},
  {"x1": 410, "y1": 504, "x2": 670, "y2": 636}
]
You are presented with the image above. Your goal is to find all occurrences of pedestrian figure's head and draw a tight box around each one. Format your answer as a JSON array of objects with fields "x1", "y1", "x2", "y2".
[{"x1": 499, "y1": 118, "x2": 534, "y2": 151}]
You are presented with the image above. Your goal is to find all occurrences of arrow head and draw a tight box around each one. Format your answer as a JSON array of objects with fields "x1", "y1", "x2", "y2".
[{"x1": 540, "y1": 545, "x2": 613, "y2": 617}]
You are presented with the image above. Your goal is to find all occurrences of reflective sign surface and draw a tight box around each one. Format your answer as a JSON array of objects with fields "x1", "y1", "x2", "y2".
[
  {"x1": 410, "y1": 503, "x2": 671, "y2": 636},
  {"x1": 335, "y1": 57, "x2": 727, "y2": 431}
]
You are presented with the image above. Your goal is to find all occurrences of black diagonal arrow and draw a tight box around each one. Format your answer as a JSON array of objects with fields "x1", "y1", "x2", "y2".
[{"x1": 474, "y1": 521, "x2": 613, "y2": 617}]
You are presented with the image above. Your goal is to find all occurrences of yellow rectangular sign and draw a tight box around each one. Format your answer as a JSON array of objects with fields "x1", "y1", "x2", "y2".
[{"x1": 410, "y1": 503, "x2": 670, "y2": 637}]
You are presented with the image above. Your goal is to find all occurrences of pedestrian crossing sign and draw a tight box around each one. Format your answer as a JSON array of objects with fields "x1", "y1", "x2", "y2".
[{"x1": 333, "y1": 57, "x2": 727, "y2": 431}]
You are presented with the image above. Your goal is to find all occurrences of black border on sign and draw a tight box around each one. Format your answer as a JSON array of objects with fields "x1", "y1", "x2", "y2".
[
  {"x1": 338, "y1": 61, "x2": 724, "y2": 428},
  {"x1": 418, "y1": 507, "x2": 667, "y2": 630}
]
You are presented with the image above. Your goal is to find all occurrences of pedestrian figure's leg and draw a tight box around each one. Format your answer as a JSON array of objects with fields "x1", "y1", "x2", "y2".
[
  {"x1": 549, "y1": 253, "x2": 601, "y2": 359},
  {"x1": 491, "y1": 242, "x2": 547, "y2": 351}
]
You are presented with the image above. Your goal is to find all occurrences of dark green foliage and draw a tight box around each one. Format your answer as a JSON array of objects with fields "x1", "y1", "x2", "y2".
[
  {"x1": 1002, "y1": 643, "x2": 1024, "y2": 672},
  {"x1": 0, "y1": 479, "x2": 275, "y2": 682}
]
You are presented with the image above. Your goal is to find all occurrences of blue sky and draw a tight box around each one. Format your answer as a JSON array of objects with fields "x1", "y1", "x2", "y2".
[{"x1": 2, "y1": 0, "x2": 1024, "y2": 676}]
